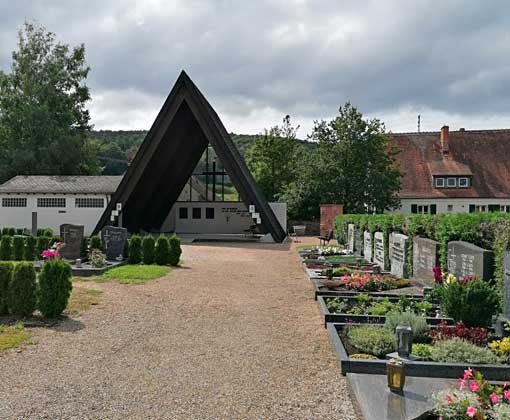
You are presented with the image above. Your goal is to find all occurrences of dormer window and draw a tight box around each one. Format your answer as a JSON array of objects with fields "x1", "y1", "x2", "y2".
[
  {"x1": 447, "y1": 178, "x2": 457, "y2": 188},
  {"x1": 433, "y1": 175, "x2": 471, "y2": 189},
  {"x1": 458, "y1": 177, "x2": 469, "y2": 188},
  {"x1": 435, "y1": 177, "x2": 445, "y2": 188}
]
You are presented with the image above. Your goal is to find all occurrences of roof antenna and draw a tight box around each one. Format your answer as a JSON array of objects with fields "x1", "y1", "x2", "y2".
[{"x1": 417, "y1": 114, "x2": 421, "y2": 133}]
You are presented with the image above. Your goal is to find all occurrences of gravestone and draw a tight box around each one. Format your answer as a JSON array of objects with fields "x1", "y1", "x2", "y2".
[
  {"x1": 496, "y1": 252, "x2": 510, "y2": 336},
  {"x1": 373, "y1": 232, "x2": 386, "y2": 270},
  {"x1": 347, "y1": 224, "x2": 355, "y2": 253},
  {"x1": 101, "y1": 226, "x2": 128, "y2": 261},
  {"x1": 390, "y1": 233, "x2": 409, "y2": 278},
  {"x1": 363, "y1": 231, "x2": 373, "y2": 262},
  {"x1": 413, "y1": 237, "x2": 439, "y2": 285},
  {"x1": 354, "y1": 229, "x2": 363, "y2": 256},
  {"x1": 447, "y1": 241, "x2": 494, "y2": 281},
  {"x1": 59, "y1": 224, "x2": 84, "y2": 260}
]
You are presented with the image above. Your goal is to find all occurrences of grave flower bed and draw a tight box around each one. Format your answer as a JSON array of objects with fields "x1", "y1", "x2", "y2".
[{"x1": 319, "y1": 272, "x2": 410, "y2": 292}]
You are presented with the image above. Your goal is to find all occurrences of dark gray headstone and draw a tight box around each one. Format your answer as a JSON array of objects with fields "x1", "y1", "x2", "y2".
[
  {"x1": 347, "y1": 224, "x2": 355, "y2": 253},
  {"x1": 363, "y1": 231, "x2": 373, "y2": 262},
  {"x1": 60, "y1": 224, "x2": 84, "y2": 260},
  {"x1": 447, "y1": 241, "x2": 494, "y2": 281},
  {"x1": 390, "y1": 233, "x2": 409, "y2": 278},
  {"x1": 101, "y1": 226, "x2": 128, "y2": 261},
  {"x1": 413, "y1": 237, "x2": 439, "y2": 285},
  {"x1": 354, "y1": 229, "x2": 363, "y2": 256},
  {"x1": 374, "y1": 232, "x2": 385, "y2": 270}
]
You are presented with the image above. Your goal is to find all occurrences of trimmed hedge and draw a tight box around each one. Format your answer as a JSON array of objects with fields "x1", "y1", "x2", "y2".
[
  {"x1": 0, "y1": 235, "x2": 12, "y2": 261},
  {"x1": 9, "y1": 262, "x2": 36, "y2": 316},
  {"x1": 155, "y1": 235, "x2": 170, "y2": 265},
  {"x1": 12, "y1": 236, "x2": 25, "y2": 261},
  {"x1": 37, "y1": 259, "x2": 73, "y2": 318},
  {"x1": 25, "y1": 235, "x2": 37, "y2": 261},
  {"x1": 168, "y1": 234, "x2": 182, "y2": 266},
  {"x1": 89, "y1": 235, "x2": 102, "y2": 251},
  {"x1": 142, "y1": 235, "x2": 156, "y2": 264},
  {"x1": 0, "y1": 262, "x2": 13, "y2": 315},
  {"x1": 128, "y1": 235, "x2": 142, "y2": 264}
]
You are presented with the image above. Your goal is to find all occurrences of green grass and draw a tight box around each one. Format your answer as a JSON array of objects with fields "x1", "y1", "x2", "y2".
[
  {"x1": 0, "y1": 322, "x2": 32, "y2": 351},
  {"x1": 67, "y1": 287, "x2": 102, "y2": 312},
  {"x1": 98, "y1": 264, "x2": 170, "y2": 284}
]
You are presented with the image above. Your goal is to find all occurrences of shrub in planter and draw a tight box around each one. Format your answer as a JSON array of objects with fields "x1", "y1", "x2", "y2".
[
  {"x1": 489, "y1": 337, "x2": 510, "y2": 362},
  {"x1": 37, "y1": 259, "x2": 73, "y2": 318},
  {"x1": 12, "y1": 236, "x2": 25, "y2": 261},
  {"x1": 168, "y1": 234, "x2": 182, "y2": 266},
  {"x1": 412, "y1": 343, "x2": 433, "y2": 360},
  {"x1": 346, "y1": 326, "x2": 395, "y2": 357},
  {"x1": 142, "y1": 235, "x2": 155, "y2": 265},
  {"x1": 9, "y1": 262, "x2": 36, "y2": 316},
  {"x1": 88, "y1": 249, "x2": 106, "y2": 268},
  {"x1": 0, "y1": 235, "x2": 12, "y2": 260},
  {"x1": 0, "y1": 262, "x2": 14, "y2": 315},
  {"x1": 155, "y1": 235, "x2": 170, "y2": 265},
  {"x1": 384, "y1": 311, "x2": 429, "y2": 341},
  {"x1": 430, "y1": 337, "x2": 498, "y2": 364},
  {"x1": 89, "y1": 235, "x2": 102, "y2": 251},
  {"x1": 128, "y1": 235, "x2": 142, "y2": 264},
  {"x1": 25, "y1": 235, "x2": 37, "y2": 261},
  {"x1": 430, "y1": 321, "x2": 488, "y2": 347}
]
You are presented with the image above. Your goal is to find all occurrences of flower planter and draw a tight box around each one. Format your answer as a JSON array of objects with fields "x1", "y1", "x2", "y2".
[
  {"x1": 327, "y1": 322, "x2": 510, "y2": 381},
  {"x1": 311, "y1": 279, "x2": 425, "y2": 300}
]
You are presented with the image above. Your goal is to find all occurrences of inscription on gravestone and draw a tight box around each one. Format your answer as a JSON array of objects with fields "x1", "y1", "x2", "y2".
[
  {"x1": 59, "y1": 224, "x2": 84, "y2": 260},
  {"x1": 101, "y1": 226, "x2": 128, "y2": 261},
  {"x1": 447, "y1": 241, "x2": 494, "y2": 281},
  {"x1": 413, "y1": 237, "x2": 439, "y2": 285},
  {"x1": 363, "y1": 231, "x2": 373, "y2": 262},
  {"x1": 390, "y1": 233, "x2": 409, "y2": 279},
  {"x1": 347, "y1": 224, "x2": 355, "y2": 253},
  {"x1": 373, "y1": 232, "x2": 385, "y2": 270}
]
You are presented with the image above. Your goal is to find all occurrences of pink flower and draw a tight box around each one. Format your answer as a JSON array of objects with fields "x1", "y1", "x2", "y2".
[
  {"x1": 463, "y1": 368, "x2": 473, "y2": 380},
  {"x1": 490, "y1": 393, "x2": 502, "y2": 404},
  {"x1": 504, "y1": 389, "x2": 510, "y2": 402},
  {"x1": 445, "y1": 395, "x2": 453, "y2": 404},
  {"x1": 469, "y1": 380, "x2": 480, "y2": 392},
  {"x1": 458, "y1": 379, "x2": 466, "y2": 390},
  {"x1": 41, "y1": 249, "x2": 60, "y2": 260},
  {"x1": 466, "y1": 406, "x2": 477, "y2": 418},
  {"x1": 433, "y1": 266, "x2": 443, "y2": 284}
]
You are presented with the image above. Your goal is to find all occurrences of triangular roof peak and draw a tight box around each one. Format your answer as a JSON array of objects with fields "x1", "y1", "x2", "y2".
[{"x1": 94, "y1": 71, "x2": 286, "y2": 242}]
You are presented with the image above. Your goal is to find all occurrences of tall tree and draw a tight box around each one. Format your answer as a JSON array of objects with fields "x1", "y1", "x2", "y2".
[
  {"x1": 246, "y1": 115, "x2": 300, "y2": 201},
  {"x1": 284, "y1": 102, "x2": 402, "y2": 218},
  {"x1": 0, "y1": 22, "x2": 99, "y2": 182}
]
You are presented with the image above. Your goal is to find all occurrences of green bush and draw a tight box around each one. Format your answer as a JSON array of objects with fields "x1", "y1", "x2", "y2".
[
  {"x1": 36, "y1": 236, "x2": 51, "y2": 259},
  {"x1": 346, "y1": 326, "x2": 395, "y2": 357},
  {"x1": 154, "y1": 235, "x2": 170, "y2": 265},
  {"x1": 168, "y1": 234, "x2": 182, "y2": 266},
  {"x1": 0, "y1": 236, "x2": 12, "y2": 260},
  {"x1": 7, "y1": 227, "x2": 15, "y2": 236},
  {"x1": 128, "y1": 235, "x2": 142, "y2": 264},
  {"x1": 430, "y1": 337, "x2": 498, "y2": 364},
  {"x1": 80, "y1": 237, "x2": 89, "y2": 258},
  {"x1": 0, "y1": 262, "x2": 14, "y2": 315},
  {"x1": 9, "y1": 262, "x2": 36, "y2": 316},
  {"x1": 142, "y1": 235, "x2": 155, "y2": 265},
  {"x1": 412, "y1": 343, "x2": 433, "y2": 360},
  {"x1": 89, "y1": 235, "x2": 102, "y2": 251},
  {"x1": 1, "y1": 228, "x2": 9, "y2": 236},
  {"x1": 50, "y1": 236, "x2": 61, "y2": 246},
  {"x1": 24, "y1": 236, "x2": 37, "y2": 261},
  {"x1": 12, "y1": 236, "x2": 25, "y2": 261},
  {"x1": 440, "y1": 279, "x2": 500, "y2": 328},
  {"x1": 37, "y1": 259, "x2": 73, "y2": 318},
  {"x1": 15, "y1": 228, "x2": 24, "y2": 235},
  {"x1": 384, "y1": 310, "x2": 429, "y2": 340}
]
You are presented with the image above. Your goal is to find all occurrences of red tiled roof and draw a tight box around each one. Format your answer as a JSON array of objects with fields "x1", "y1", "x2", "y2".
[{"x1": 389, "y1": 129, "x2": 510, "y2": 199}]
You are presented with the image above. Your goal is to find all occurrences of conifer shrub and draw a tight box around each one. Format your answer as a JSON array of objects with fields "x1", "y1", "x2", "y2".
[
  {"x1": 80, "y1": 237, "x2": 89, "y2": 258},
  {"x1": 7, "y1": 227, "x2": 15, "y2": 236},
  {"x1": 12, "y1": 236, "x2": 25, "y2": 261},
  {"x1": 15, "y1": 228, "x2": 24, "y2": 235},
  {"x1": 36, "y1": 236, "x2": 51, "y2": 259},
  {"x1": 142, "y1": 235, "x2": 155, "y2": 265},
  {"x1": 0, "y1": 236, "x2": 12, "y2": 261},
  {"x1": 128, "y1": 235, "x2": 142, "y2": 264},
  {"x1": 168, "y1": 234, "x2": 182, "y2": 266},
  {"x1": 89, "y1": 235, "x2": 102, "y2": 251},
  {"x1": 1, "y1": 228, "x2": 9, "y2": 236},
  {"x1": 0, "y1": 262, "x2": 14, "y2": 315},
  {"x1": 37, "y1": 259, "x2": 73, "y2": 318},
  {"x1": 9, "y1": 262, "x2": 36, "y2": 316},
  {"x1": 25, "y1": 235, "x2": 37, "y2": 261},
  {"x1": 155, "y1": 235, "x2": 170, "y2": 265}
]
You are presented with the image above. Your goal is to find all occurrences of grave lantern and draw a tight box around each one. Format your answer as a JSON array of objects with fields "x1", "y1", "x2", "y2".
[
  {"x1": 387, "y1": 358, "x2": 406, "y2": 394},
  {"x1": 396, "y1": 325, "x2": 413, "y2": 358}
]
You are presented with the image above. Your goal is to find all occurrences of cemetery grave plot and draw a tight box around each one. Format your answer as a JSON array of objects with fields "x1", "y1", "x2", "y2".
[
  {"x1": 327, "y1": 322, "x2": 510, "y2": 381},
  {"x1": 318, "y1": 295, "x2": 450, "y2": 326}
]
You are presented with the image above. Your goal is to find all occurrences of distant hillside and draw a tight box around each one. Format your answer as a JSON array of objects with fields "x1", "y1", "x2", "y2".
[{"x1": 88, "y1": 130, "x2": 312, "y2": 175}]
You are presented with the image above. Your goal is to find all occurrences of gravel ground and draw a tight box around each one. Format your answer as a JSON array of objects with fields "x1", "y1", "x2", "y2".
[{"x1": 0, "y1": 239, "x2": 358, "y2": 419}]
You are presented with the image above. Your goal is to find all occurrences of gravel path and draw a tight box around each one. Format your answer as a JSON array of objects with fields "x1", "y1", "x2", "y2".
[{"x1": 0, "y1": 240, "x2": 358, "y2": 419}]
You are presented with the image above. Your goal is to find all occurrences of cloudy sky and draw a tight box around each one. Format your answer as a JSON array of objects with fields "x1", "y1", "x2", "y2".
[{"x1": 1, "y1": 1, "x2": 510, "y2": 136}]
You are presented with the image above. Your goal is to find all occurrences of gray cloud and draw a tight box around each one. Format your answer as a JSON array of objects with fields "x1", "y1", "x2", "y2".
[{"x1": 1, "y1": 0, "x2": 510, "y2": 134}]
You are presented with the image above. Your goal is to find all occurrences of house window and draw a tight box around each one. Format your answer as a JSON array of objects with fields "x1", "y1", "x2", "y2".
[
  {"x1": 206, "y1": 208, "x2": 215, "y2": 219},
  {"x1": 472, "y1": 205, "x2": 487, "y2": 213},
  {"x1": 447, "y1": 178, "x2": 457, "y2": 188},
  {"x1": 447, "y1": 204, "x2": 453, "y2": 212},
  {"x1": 37, "y1": 197, "x2": 66, "y2": 208},
  {"x1": 179, "y1": 208, "x2": 188, "y2": 219},
  {"x1": 458, "y1": 177, "x2": 469, "y2": 188},
  {"x1": 489, "y1": 204, "x2": 500, "y2": 213},
  {"x1": 75, "y1": 198, "x2": 104, "y2": 208},
  {"x1": 411, "y1": 204, "x2": 431, "y2": 214},
  {"x1": 434, "y1": 177, "x2": 445, "y2": 188},
  {"x1": 192, "y1": 208, "x2": 201, "y2": 219},
  {"x1": 2, "y1": 197, "x2": 27, "y2": 207},
  {"x1": 506, "y1": 206, "x2": 510, "y2": 213}
]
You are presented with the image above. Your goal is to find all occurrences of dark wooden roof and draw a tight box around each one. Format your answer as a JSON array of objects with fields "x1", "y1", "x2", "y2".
[
  {"x1": 391, "y1": 129, "x2": 510, "y2": 199},
  {"x1": 93, "y1": 71, "x2": 286, "y2": 242}
]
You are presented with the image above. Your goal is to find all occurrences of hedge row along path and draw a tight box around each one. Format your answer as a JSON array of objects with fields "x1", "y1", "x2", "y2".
[{"x1": 0, "y1": 240, "x2": 357, "y2": 419}]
